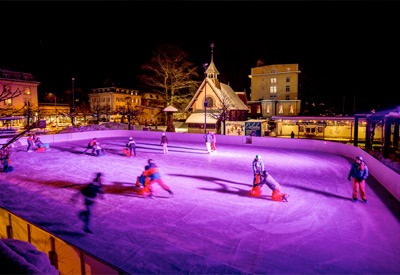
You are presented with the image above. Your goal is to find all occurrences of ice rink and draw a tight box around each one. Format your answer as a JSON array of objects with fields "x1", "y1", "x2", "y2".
[{"x1": 1, "y1": 135, "x2": 400, "y2": 274}]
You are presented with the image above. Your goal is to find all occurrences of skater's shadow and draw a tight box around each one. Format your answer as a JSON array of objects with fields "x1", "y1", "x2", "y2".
[
  {"x1": 168, "y1": 174, "x2": 249, "y2": 187},
  {"x1": 198, "y1": 184, "x2": 273, "y2": 200},
  {"x1": 284, "y1": 184, "x2": 353, "y2": 202},
  {"x1": 16, "y1": 177, "x2": 148, "y2": 197},
  {"x1": 50, "y1": 145, "x2": 88, "y2": 155}
]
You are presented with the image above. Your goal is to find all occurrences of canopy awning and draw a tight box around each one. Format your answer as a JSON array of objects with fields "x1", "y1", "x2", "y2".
[{"x1": 185, "y1": 113, "x2": 218, "y2": 124}]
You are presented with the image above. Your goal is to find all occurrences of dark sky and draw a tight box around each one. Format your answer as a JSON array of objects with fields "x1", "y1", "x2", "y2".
[{"x1": 1, "y1": 1, "x2": 399, "y2": 113}]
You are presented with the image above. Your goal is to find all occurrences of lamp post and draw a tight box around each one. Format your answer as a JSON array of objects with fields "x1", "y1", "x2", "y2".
[
  {"x1": 48, "y1": 93, "x2": 57, "y2": 128},
  {"x1": 203, "y1": 63, "x2": 208, "y2": 134},
  {"x1": 72, "y1": 78, "x2": 75, "y2": 126}
]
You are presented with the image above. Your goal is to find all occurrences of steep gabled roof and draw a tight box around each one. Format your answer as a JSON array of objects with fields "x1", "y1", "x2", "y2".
[{"x1": 185, "y1": 79, "x2": 249, "y2": 112}]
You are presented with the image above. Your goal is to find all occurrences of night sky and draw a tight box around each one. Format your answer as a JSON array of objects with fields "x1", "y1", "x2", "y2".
[{"x1": 1, "y1": 1, "x2": 399, "y2": 113}]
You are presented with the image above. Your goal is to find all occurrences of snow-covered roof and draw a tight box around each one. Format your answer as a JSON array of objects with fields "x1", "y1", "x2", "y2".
[
  {"x1": 185, "y1": 78, "x2": 249, "y2": 112},
  {"x1": 185, "y1": 112, "x2": 218, "y2": 124},
  {"x1": 163, "y1": 105, "x2": 178, "y2": 112}
]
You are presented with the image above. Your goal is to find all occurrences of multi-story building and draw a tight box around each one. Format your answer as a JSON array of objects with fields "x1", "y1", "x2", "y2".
[
  {"x1": 89, "y1": 87, "x2": 141, "y2": 121},
  {"x1": 248, "y1": 64, "x2": 301, "y2": 118},
  {"x1": 0, "y1": 69, "x2": 40, "y2": 128}
]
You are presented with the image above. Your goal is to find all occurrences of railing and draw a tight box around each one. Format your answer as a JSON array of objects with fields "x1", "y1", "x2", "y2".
[{"x1": 0, "y1": 206, "x2": 127, "y2": 275}]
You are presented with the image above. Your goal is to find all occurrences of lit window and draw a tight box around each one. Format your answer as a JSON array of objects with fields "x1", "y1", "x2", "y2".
[
  {"x1": 270, "y1": 86, "x2": 277, "y2": 93},
  {"x1": 24, "y1": 88, "x2": 31, "y2": 95},
  {"x1": 286, "y1": 86, "x2": 290, "y2": 92},
  {"x1": 279, "y1": 105, "x2": 284, "y2": 114},
  {"x1": 266, "y1": 105, "x2": 271, "y2": 114},
  {"x1": 257, "y1": 105, "x2": 261, "y2": 114},
  {"x1": 271, "y1": 78, "x2": 277, "y2": 83},
  {"x1": 289, "y1": 105, "x2": 294, "y2": 114},
  {"x1": 206, "y1": 97, "x2": 213, "y2": 107},
  {"x1": 5, "y1": 98, "x2": 12, "y2": 106}
]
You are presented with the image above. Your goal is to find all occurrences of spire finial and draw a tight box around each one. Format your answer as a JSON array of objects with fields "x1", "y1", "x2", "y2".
[{"x1": 211, "y1": 43, "x2": 214, "y2": 62}]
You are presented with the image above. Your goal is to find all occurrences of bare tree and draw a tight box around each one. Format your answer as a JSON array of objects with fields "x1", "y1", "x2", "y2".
[
  {"x1": 1, "y1": 85, "x2": 22, "y2": 102},
  {"x1": 115, "y1": 100, "x2": 144, "y2": 130},
  {"x1": 206, "y1": 92, "x2": 234, "y2": 135},
  {"x1": 139, "y1": 44, "x2": 200, "y2": 108}
]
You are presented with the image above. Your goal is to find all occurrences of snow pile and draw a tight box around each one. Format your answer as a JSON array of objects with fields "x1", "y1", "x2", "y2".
[{"x1": 0, "y1": 239, "x2": 59, "y2": 274}]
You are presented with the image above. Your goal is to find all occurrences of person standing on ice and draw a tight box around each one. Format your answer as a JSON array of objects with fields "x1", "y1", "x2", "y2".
[
  {"x1": 203, "y1": 131, "x2": 213, "y2": 153},
  {"x1": 252, "y1": 154, "x2": 288, "y2": 202},
  {"x1": 210, "y1": 131, "x2": 216, "y2": 152},
  {"x1": 127, "y1": 137, "x2": 136, "y2": 157},
  {"x1": 79, "y1": 173, "x2": 104, "y2": 233},
  {"x1": 143, "y1": 159, "x2": 173, "y2": 197},
  {"x1": 82, "y1": 138, "x2": 97, "y2": 155},
  {"x1": 160, "y1": 133, "x2": 168, "y2": 154},
  {"x1": 348, "y1": 156, "x2": 369, "y2": 203}
]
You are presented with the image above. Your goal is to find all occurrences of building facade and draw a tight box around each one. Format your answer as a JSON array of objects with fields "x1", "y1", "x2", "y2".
[
  {"x1": 0, "y1": 69, "x2": 40, "y2": 128},
  {"x1": 89, "y1": 87, "x2": 141, "y2": 121},
  {"x1": 248, "y1": 64, "x2": 301, "y2": 118}
]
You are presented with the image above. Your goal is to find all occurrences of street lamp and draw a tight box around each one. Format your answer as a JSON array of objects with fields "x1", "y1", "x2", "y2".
[
  {"x1": 203, "y1": 63, "x2": 208, "y2": 134},
  {"x1": 48, "y1": 93, "x2": 57, "y2": 127},
  {"x1": 72, "y1": 78, "x2": 75, "y2": 126}
]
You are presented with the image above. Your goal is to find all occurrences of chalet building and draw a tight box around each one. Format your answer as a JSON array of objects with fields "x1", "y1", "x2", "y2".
[
  {"x1": 248, "y1": 64, "x2": 301, "y2": 118},
  {"x1": 185, "y1": 46, "x2": 248, "y2": 134}
]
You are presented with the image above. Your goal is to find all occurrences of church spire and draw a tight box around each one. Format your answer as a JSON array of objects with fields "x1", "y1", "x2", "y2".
[{"x1": 206, "y1": 42, "x2": 220, "y2": 80}]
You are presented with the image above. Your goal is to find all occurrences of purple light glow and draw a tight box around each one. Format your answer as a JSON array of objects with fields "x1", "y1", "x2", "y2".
[{"x1": 0, "y1": 136, "x2": 399, "y2": 274}]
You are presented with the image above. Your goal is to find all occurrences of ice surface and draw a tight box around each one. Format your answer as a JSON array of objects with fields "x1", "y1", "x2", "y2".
[{"x1": 1, "y1": 136, "x2": 399, "y2": 274}]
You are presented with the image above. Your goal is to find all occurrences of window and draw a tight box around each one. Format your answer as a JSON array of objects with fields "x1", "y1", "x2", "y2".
[
  {"x1": 270, "y1": 95, "x2": 276, "y2": 100},
  {"x1": 24, "y1": 88, "x2": 31, "y2": 95},
  {"x1": 289, "y1": 104, "x2": 294, "y2": 114},
  {"x1": 256, "y1": 105, "x2": 261, "y2": 114},
  {"x1": 270, "y1": 78, "x2": 277, "y2": 84},
  {"x1": 271, "y1": 69, "x2": 277, "y2": 73},
  {"x1": 286, "y1": 86, "x2": 290, "y2": 92},
  {"x1": 286, "y1": 95, "x2": 290, "y2": 100},
  {"x1": 4, "y1": 98, "x2": 12, "y2": 106},
  {"x1": 278, "y1": 105, "x2": 284, "y2": 114},
  {"x1": 270, "y1": 86, "x2": 277, "y2": 93},
  {"x1": 206, "y1": 96, "x2": 213, "y2": 107},
  {"x1": 286, "y1": 77, "x2": 290, "y2": 82},
  {"x1": 266, "y1": 105, "x2": 271, "y2": 114}
]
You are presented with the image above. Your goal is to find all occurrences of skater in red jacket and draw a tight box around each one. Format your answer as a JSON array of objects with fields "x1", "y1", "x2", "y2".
[
  {"x1": 251, "y1": 154, "x2": 289, "y2": 202},
  {"x1": 143, "y1": 159, "x2": 173, "y2": 197}
]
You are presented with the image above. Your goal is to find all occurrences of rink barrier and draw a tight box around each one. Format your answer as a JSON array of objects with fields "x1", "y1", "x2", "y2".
[
  {"x1": 0, "y1": 206, "x2": 127, "y2": 275},
  {"x1": 2, "y1": 129, "x2": 399, "y2": 201}
]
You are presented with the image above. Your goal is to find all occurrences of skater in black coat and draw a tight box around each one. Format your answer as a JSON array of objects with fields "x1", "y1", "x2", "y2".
[{"x1": 78, "y1": 173, "x2": 104, "y2": 233}]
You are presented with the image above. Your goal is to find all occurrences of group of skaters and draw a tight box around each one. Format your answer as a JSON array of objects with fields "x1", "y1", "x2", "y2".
[
  {"x1": 77, "y1": 158, "x2": 173, "y2": 233},
  {"x1": 204, "y1": 131, "x2": 217, "y2": 153},
  {"x1": 82, "y1": 138, "x2": 105, "y2": 157},
  {"x1": 26, "y1": 132, "x2": 50, "y2": 152}
]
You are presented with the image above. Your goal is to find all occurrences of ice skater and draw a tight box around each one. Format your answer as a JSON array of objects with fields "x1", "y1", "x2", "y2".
[
  {"x1": 143, "y1": 159, "x2": 173, "y2": 197},
  {"x1": 348, "y1": 156, "x2": 369, "y2": 203},
  {"x1": 82, "y1": 138, "x2": 97, "y2": 155},
  {"x1": 0, "y1": 144, "x2": 13, "y2": 173},
  {"x1": 204, "y1": 131, "x2": 213, "y2": 153},
  {"x1": 94, "y1": 141, "x2": 105, "y2": 157},
  {"x1": 78, "y1": 173, "x2": 104, "y2": 233},
  {"x1": 160, "y1": 133, "x2": 168, "y2": 154},
  {"x1": 210, "y1": 131, "x2": 216, "y2": 152},
  {"x1": 26, "y1": 132, "x2": 39, "y2": 152},
  {"x1": 126, "y1": 137, "x2": 136, "y2": 157},
  {"x1": 35, "y1": 137, "x2": 50, "y2": 151},
  {"x1": 251, "y1": 154, "x2": 289, "y2": 202}
]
